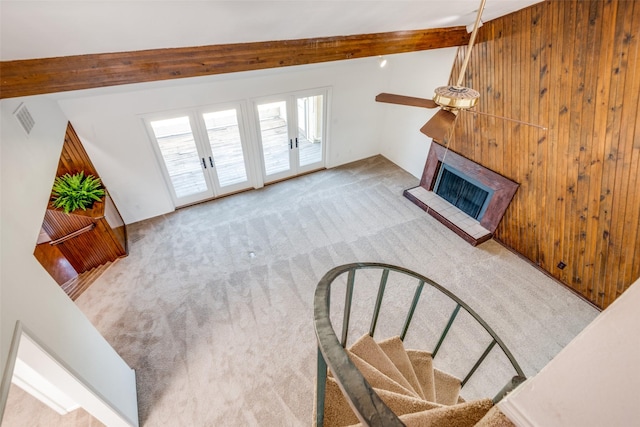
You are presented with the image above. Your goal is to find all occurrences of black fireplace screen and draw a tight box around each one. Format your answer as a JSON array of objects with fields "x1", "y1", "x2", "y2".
[{"x1": 435, "y1": 167, "x2": 490, "y2": 219}]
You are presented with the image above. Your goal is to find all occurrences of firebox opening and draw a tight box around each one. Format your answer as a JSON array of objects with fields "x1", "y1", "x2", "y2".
[{"x1": 434, "y1": 163, "x2": 494, "y2": 220}]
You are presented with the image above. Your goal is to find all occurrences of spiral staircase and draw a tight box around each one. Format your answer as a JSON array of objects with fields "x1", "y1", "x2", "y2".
[{"x1": 313, "y1": 263, "x2": 525, "y2": 426}]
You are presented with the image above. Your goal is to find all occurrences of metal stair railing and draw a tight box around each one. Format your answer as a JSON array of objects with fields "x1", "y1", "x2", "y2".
[{"x1": 313, "y1": 262, "x2": 526, "y2": 427}]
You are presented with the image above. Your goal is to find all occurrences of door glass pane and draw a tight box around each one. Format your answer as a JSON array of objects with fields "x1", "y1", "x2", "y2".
[
  {"x1": 202, "y1": 109, "x2": 248, "y2": 187},
  {"x1": 257, "y1": 101, "x2": 290, "y2": 176},
  {"x1": 149, "y1": 116, "x2": 208, "y2": 199},
  {"x1": 297, "y1": 95, "x2": 323, "y2": 167}
]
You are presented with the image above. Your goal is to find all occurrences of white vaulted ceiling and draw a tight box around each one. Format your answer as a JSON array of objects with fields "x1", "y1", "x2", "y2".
[{"x1": 0, "y1": 0, "x2": 543, "y2": 61}]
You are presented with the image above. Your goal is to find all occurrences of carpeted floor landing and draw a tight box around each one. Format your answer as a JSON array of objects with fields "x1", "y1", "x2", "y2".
[{"x1": 2, "y1": 156, "x2": 599, "y2": 426}]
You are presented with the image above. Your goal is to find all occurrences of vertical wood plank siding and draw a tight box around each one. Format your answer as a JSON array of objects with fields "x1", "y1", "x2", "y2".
[
  {"x1": 449, "y1": 0, "x2": 640, "y2": 309},
  {"x1": 57, "y1": 122, "x2": 100, "y2": 177}
]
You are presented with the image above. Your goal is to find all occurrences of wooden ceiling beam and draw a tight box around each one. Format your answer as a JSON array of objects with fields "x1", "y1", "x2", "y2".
[{"x1": 0, "y1": 27, "x2": 469, "y2": 99}]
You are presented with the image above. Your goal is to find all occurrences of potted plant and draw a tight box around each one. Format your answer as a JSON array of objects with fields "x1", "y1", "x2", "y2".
[{"x1": 51, "y1": 171, "x2": 105, "y2": 214}]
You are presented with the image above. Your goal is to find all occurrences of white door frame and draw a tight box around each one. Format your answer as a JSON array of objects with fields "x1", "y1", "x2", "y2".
[
  {"x1": 144, "y1": 110, "x2": 216, "y2": 207},
  {"x1": 252, "y1": 87, "x2": 329, "y2": 184},
  {"x1": 195, "y1": 101, "x2": 255, "y2": 196},
  {"x1": 2, "y1": 321, "x2": 138, "y2": 426},
  {"x1": 144, "y1": 102, "x2": 257, "y2": 207}
]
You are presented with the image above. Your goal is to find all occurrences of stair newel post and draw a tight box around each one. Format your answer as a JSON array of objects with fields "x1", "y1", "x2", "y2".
[
  {"x1": 315, "y1": 347, "x2": 328, "y2": 427},
  {"x1": 341, "y1": 269, "x2": 356, "y2": 348},
  {"x1": 492, "y1": 375, "x2": 526, "y2": 404},
  {"x1": 369, "y1": 268, "x2": 389, "y2": 337},
  {"x1": 400, "y1": 280, "x2": 425, "y2": 341},
  {"x1": 432, "y1": 303, "x2": 461, "y2": 358}
]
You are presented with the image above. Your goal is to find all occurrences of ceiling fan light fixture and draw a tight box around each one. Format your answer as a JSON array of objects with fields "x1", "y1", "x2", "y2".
[{"x1": 433, "y1": 85, "x2": 480, "y2": 109}]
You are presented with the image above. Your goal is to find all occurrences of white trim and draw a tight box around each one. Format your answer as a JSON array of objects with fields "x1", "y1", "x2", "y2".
[
  {"x1": 143, "y1": 111, "x2": 216, "y2": 207},
  {"x1": 140, "y1": 87, "x2": 331, "y2": 202},
  {"x1": 196, "y1": 101, "x2": 254, "y2": 196},
  {"x1": 252, "y1": 95, "x2": 294, "y2": 183},
  {"x1": 12, "y1": 358, "x2": 80, "y2": 415},
  {"x1": 11, "y1": 323, "x2": 138, "y2": 427},
  {"x1": 252, "y1": 87, "x2": 330, "y2": 183},
  {"x1": 0, "y1": 320, "x2": 23, "y2": 420},
  {"x1": 498, "y1": 391, "x2": 535, "y2": 427}
]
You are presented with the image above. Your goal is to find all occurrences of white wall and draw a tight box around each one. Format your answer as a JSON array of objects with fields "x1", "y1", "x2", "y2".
[
  {"x1": 0, "y1": 97, "x2": 138, "y2": 426},
  {"x1": 55, "y1": 58, "x2": 386, "y2": 223},
  {"x1": 54, "y1": 49, "x2": 456, "y2": 224},
  {"x1": 379, "y1": 48, "x2": 457, "y2": 178},
  {"x1": 499, "y1": 278, "x2": 640, "y2": 426}
]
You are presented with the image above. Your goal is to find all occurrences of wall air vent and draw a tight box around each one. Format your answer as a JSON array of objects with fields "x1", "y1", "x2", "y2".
[{"x1": 13, "y1": 103, "x2": 35, "y2": 136}]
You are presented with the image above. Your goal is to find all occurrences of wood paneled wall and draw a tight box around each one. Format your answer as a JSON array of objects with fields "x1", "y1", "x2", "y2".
[
  {"x1": 448, "y1": 0, "x2": 639, "y2": 309},
  {"x1": 57, "y1": 122, "x2": 99, "y2": 177}
]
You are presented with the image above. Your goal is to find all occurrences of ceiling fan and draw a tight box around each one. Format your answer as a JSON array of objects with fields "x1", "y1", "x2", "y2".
[{"x1": 375, "y1": 0, "x2": 546, "y2": 143}]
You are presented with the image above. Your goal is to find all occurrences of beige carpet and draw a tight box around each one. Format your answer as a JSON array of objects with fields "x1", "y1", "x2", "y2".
[{"x1": 2, "y1": 156, "x2": 599, "y2": 426}]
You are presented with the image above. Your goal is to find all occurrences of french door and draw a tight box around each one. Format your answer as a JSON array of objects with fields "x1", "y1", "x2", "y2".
[
  {"x1": 255, "y1": 89, "x2": 327, "y2": 183},
  {"x1": 146, "y1": 89, "x2": 329, "y2": 207},
  {"x1": 147, "y1": 104, "x2": 253, "y2": 207}
]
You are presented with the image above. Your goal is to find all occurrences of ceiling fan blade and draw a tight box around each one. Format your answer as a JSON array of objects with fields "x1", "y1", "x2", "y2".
[
  {"x1": 420, "y1": 109, "x2": 457, "y2": 143},
  {"x1": 375, "y1": 93, "x2": 438, "y2": 109}
]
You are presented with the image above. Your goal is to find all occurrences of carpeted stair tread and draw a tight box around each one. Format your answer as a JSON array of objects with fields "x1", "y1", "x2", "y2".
[
  {"x1": 383, "y1": 346, "x2": 461, "y2": 406},
  {"x1": 378, "y1": 337, "x2": 425, "y2": 399},
  {"x1": 323, "y1": 377, "x2": 444, "y2": 427},
  {"x1": 345, "y1": 399, "x2": 494, "y2": 427},
  {"x1": 392, "y1": 398, "x2": 493, "y2": 427},
  {"x1": 474, "y1": 406, "x2": 516, "y2": 427},
  {"x1": 346, "y1": 350, "x2": 419, "y2": 397},
  {"x1": 372, "y1": 388, "x2": 442, "y2": 419},
  {"x1": 348, "y1": 334, "x2": 419, "y2": 397},
  {"x1": 322, "y1": 377, "x2": 360, "y2": 427},
  {"x1": 433, "y1": 368, "x2": 462, "y2": 405},
  {"x1": 406, "y1": 349, "x2": 437, "y2": 402}
]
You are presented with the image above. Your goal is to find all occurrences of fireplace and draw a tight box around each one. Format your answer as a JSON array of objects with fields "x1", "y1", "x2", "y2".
[
  {"x1": 404, "y1": 143, "x2": 519, "y2": 246},
  {"x1": 434, "y1": 165, "x2": 494, "y2": 220}
]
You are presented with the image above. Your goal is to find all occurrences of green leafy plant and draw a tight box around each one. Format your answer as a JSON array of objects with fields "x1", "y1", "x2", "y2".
[{"x1": 51, "y1": 172, "x2": 105, "y2": 214}]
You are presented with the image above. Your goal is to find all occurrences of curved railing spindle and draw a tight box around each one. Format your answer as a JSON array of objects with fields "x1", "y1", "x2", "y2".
[
  {"x1": 432, "y1": 304, "x2": 461, "y2": 358},
  {"x1": 400, "y1": 280, "x2": 424, "y2": 341},
  {"x1": 369, "y1": 268, "x2": 389, "y2": 337}
]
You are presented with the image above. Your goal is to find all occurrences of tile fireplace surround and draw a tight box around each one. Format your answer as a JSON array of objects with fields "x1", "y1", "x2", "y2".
[{"x1": 404, "y1": 142, "x2": 519, "y2": 246}]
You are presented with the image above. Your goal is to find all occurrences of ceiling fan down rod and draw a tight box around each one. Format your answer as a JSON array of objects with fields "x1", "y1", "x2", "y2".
[{"x1": 455, "y1": 0, "x2": 487, "y2": 87}]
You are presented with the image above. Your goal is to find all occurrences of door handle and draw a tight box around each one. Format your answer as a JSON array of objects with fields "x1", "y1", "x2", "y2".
[
  {"x1": 289, "y1": 139, "x2": 293, "y2": 149},
  {"x1": 202, "y1": 158, "x2": 207, "y2": 169},
  {"x1": 209, "y1": 156, "x2": 214, "y2": 168},
  {"x1": 295, "y1": 137, "x2": 298, "y2": 148}
]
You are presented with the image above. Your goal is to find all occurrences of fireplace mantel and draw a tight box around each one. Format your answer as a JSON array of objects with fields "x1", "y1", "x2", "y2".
[{"x1": 404, "y1": 142, "x2": 519, "y2": 246}]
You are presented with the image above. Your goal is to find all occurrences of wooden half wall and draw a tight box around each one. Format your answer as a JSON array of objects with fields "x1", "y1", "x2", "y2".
[{"x1": 448, "y1": 0, "x2": 640, "y2": 309}]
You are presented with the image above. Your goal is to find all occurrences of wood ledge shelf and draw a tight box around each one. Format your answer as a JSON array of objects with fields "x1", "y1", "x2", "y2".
[
  {"x1": 47, "y1": 199, "x2": 106, "y2": 220},
  {"x1": 404, "y1": 186, "x2": 492, "y2": 247}
]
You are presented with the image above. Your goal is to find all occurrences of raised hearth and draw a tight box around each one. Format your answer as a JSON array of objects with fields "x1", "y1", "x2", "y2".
[{"x1": 405, "y1": 142, "x2": 519, "y2": 246}]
